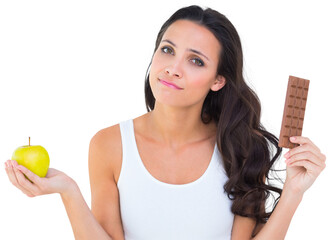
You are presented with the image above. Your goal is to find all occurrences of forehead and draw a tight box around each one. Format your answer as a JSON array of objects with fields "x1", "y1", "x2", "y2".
[{"x1": 162, "y1": 19, "x2": 221, "y2": 60}]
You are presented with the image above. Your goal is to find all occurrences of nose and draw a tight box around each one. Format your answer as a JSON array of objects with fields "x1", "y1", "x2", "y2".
[{"x1": 165, "y1": 63, "x2": 183, "y2": 78}]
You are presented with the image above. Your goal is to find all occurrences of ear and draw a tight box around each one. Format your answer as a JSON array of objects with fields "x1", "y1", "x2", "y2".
[{"x1": 210, "y1": 75, "x2": 226, "y2": 92}]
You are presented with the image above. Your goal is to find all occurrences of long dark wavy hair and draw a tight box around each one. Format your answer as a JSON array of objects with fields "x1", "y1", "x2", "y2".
[{"x1": 144, "y1": 5, "x2": 283, "y2": 237}]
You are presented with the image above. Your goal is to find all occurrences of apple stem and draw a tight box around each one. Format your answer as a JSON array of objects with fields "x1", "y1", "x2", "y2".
[{"x1": 29, "y1": 136, "x2": 30, "y2": 146}]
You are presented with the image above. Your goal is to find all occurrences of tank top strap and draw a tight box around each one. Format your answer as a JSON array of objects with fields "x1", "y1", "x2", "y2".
[
  {"x1": 119, "y1": 118, "x2": 136, "y2": 157},
  {"x1": 117, "y1": 118, "x2": 140, "y2": 187}
]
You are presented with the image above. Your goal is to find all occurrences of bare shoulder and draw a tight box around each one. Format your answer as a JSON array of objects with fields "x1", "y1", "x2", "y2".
[
  {"x1": 89, "y1": 124, "x2": 122, "y2": 183},
  {"x1": 95, "y1": 123, "x2": 122, "y2": 142},
  {"x1": 88, "y1": 123, "x2": 124, "y2": 239}
]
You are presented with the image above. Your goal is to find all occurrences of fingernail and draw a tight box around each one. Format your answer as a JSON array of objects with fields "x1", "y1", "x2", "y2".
[{"x1": 290, "y1": 137, "x2": 296, "y2": 141}]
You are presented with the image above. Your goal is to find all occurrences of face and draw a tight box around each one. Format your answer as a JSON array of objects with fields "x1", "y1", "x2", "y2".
[{"x1": 149, "y1": 19, "x2": 226, "y2": 108}]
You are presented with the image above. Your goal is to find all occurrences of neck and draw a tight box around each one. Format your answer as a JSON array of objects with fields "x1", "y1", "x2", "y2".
[{"x1": 147, "y1": 101, "x2": 216, "y2": 150}]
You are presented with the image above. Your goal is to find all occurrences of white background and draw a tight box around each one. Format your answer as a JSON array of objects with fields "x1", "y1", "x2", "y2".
[{"x1": 1, "y1": 0, "x2": 329, "y2": 239}]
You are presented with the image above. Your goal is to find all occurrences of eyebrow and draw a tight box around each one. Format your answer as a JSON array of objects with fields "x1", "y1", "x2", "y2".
[{"x1": 161, "y1": 39, "x2": 210, "y2": 61}]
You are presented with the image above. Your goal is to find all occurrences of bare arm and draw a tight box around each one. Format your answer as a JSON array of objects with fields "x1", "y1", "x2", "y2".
[
  {"x1": 5, "y1": 161, "x2": 112, "y2": 240},
  {"x1": 231, "y1": 191, "x2": 299, "y2": 240},
  {"x1": 253, "y1": 136, "x2": 326, "y2": 240},
  {"x1": 250, "y1": 185, "x2": 302, "y2": 240},
  {"x1": 88, "y1": 125, "x2": 125, "y2": 239},
  {"x1": 232, "y1": 136, "x2": 326, "y2": 240},
  {"x1": 60, "y1": 180, "x2": 112, "y2": 240}
]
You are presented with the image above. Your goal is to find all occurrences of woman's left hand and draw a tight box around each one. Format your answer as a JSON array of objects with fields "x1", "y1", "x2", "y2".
[{"x1": 284, "y1": 136, "x2": 326, "y2": 196}]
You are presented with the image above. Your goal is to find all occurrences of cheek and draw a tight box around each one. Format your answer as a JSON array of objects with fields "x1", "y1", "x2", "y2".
[
  {"x1": 151, "y1": 51, "x2": 164, "y2": 69},
  {"x1": 184, "y1": 73, "x2": 216, "y2": 99},
  {"x1": 149, "y1": 54, "x2": 162, "y2": 79},
  {"x1": 187, "y1": 72, "x2": 213, "y2": 89}
]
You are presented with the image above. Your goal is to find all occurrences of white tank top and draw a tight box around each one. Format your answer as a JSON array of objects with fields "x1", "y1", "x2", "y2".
[{"x1": 117, "y1": 119, "x2": 234, "y2": 240}]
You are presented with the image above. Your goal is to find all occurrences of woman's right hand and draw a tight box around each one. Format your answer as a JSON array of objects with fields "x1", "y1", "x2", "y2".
[{"x1": 4, "y1": 159, "x2": 76, "y2": 197}]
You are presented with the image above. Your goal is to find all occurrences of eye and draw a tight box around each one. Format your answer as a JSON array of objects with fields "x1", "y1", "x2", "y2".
[
  {"x1": 161, "y1": 46, "x2": 174, "y2": 55},
  {"x1": 191, "y1": 58, "x2": 204, "y2": 67}
]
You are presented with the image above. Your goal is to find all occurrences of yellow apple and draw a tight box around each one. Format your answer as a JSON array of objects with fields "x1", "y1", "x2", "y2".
[{"x1": 11, "y1": 137, "x2": 50, "y2": 178}]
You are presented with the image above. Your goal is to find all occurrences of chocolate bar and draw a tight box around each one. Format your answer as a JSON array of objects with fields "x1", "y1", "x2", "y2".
[{"x1": 278, "y1": 76, "x2": 310, "y2": 148}]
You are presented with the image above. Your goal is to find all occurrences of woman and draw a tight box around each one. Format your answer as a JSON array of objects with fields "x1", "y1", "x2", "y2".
[{"x1": 5, "y1": 5, "x2": 326, "y2": 240}]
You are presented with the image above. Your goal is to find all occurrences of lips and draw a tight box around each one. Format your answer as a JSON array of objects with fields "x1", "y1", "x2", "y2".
[{"x1": 158, "y1": 78, "x2": 183, "y2": 90}]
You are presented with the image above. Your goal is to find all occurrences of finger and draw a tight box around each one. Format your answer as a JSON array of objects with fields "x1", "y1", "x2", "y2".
[
  {"x1": 6, "y1": 160, "x2": 21, "y2": 187},
  {"x1": 11, "y1": 160, "x2": 37, "y2": 194},
  {"x1": 287, "y1": 151, "x2": 325, "y2": 167},
  {"x1": 285, "y1": 143, "x2": 325, "y2": 161},
  {"x1": 289, "y1": 159, "x2": 324, "y2": 176},
  {"x1": 13, "y1": 167, "x2": 37, "y2": 197},
  {"x1": 13, "y1": 165, "x2": 40, "y2": 196},
  {"x1": 292, "y1": 137, "x2": 327, "y2": 163},
  {"x1": 15, "y1": 163, "x2": 42, "y2": 186},
  {"x1": 5, "y1": 160, "x2": 35, "y2": 197},
  {"x1": 290, "y1": 136, "x2": 320, "y2": 151}
]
